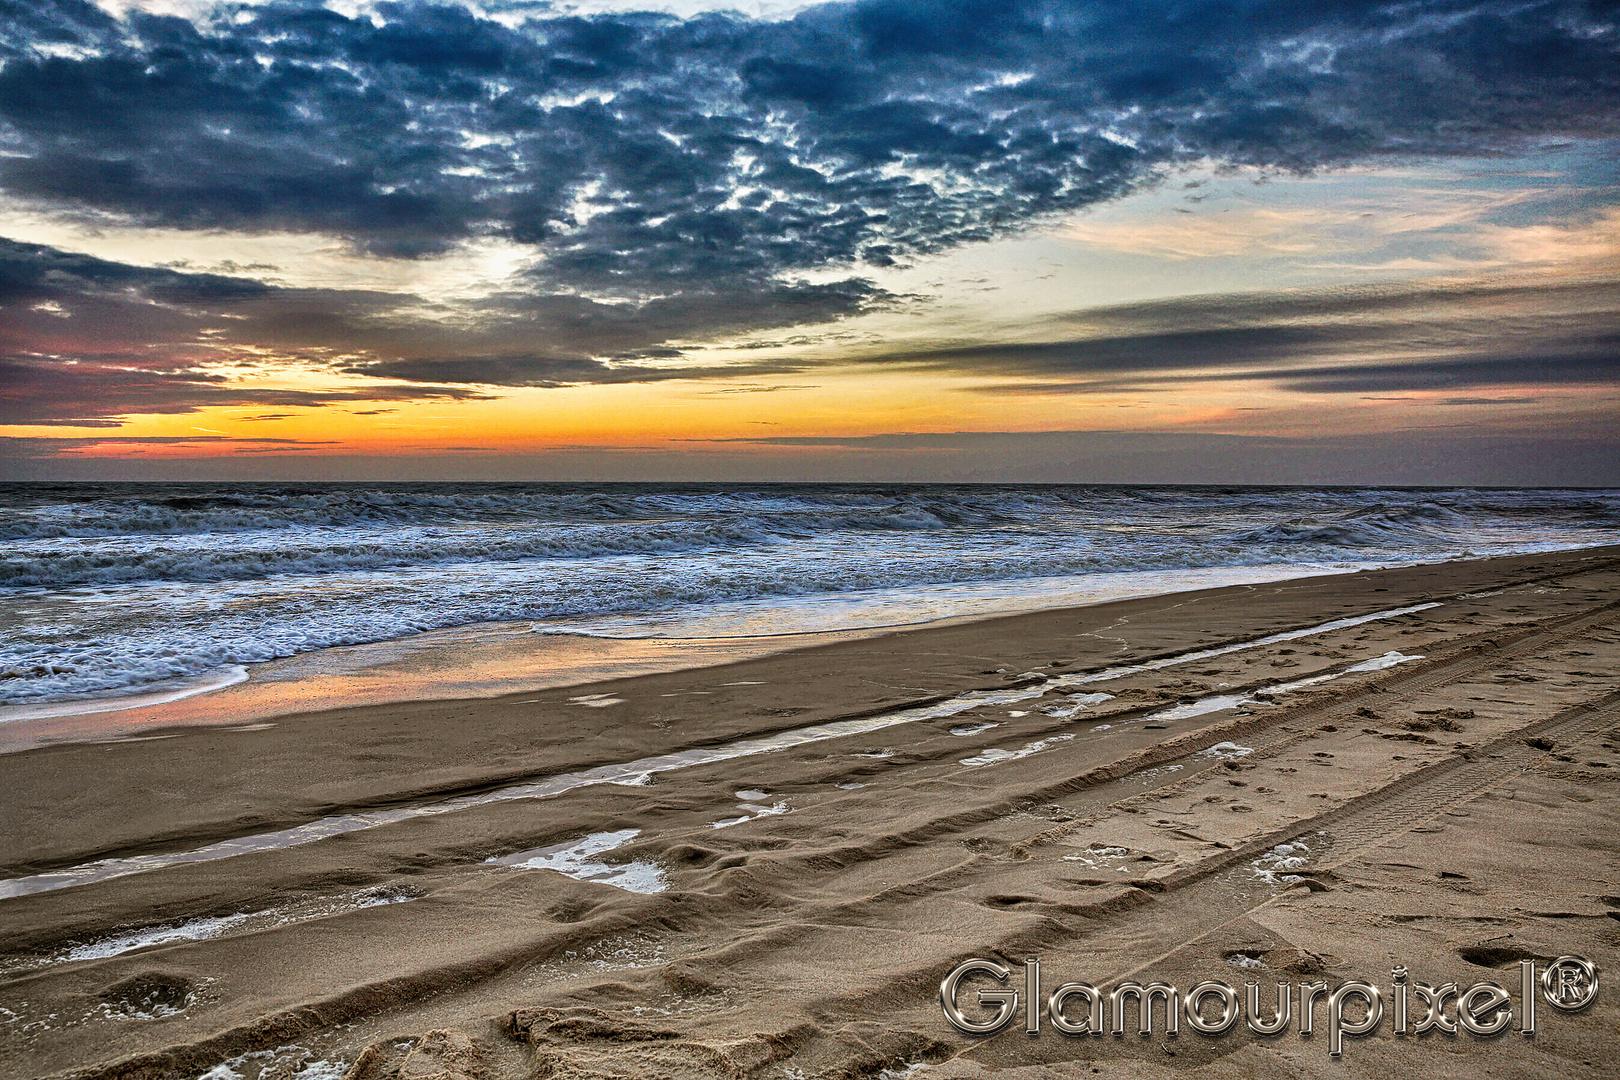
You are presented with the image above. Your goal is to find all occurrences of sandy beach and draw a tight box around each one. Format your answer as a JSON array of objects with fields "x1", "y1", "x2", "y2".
[
  {"x1": 3, "y1": 545, "x2": 1618, "y2": 1080},
  {"x1": 7, "y1": 0, "x2": 1618, "y2": 1073}
]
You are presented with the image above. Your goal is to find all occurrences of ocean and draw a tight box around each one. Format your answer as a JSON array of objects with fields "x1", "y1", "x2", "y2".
[{"x1": 2, "y1": 482, "x2": 1617, "y2": 711}]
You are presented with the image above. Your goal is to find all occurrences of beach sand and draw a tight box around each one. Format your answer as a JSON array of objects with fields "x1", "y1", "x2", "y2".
[{"x1": 2, "y1": 546, "x2": 1618, "y2": 1079}]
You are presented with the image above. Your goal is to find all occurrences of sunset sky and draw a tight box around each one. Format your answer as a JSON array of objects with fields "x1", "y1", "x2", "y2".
[{"x1": 1, "y1": 0, "x2": 1616, "y2": 484}]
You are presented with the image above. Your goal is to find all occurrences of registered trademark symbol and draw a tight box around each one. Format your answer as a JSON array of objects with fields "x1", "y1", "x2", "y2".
[{"x1": 1542, "y1": 956, "x2": 1600, "y2": 1012}]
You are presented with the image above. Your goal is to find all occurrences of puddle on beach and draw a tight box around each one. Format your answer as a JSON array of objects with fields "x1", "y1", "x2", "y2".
[
  {"x1": 0, "y1": 886, "x2": 417, "y2": 976},
  {"x1": 953, "y1": 647, "x2": 1420, "y2": 768},
  {"x1": 568, "y1": 693, "x2": 625, "y2": 708},
  {"x1": 960, "y1": 733, "x2": 1076, "y2": 767},
  {"x1": 1131, "y1": 650, "x2": 1425, "y2": 726},
  {"x1": 0, "y1": 606, "x2": 1439, "y2": 901},
  {"x1": 487, "y1": 829, "x2": 667, "y2": 894},
  {"x1": 711, "y1": 789, "x2": 791, "y2": 829},
  {"x1": 1041, "y1": 692, "x2": 1114, "y2": 719}
]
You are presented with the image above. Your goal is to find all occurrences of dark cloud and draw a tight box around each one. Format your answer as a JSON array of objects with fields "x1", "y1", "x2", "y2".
[
  {"x1": 12, "y1": 416, "x2": 126, "y2": 427},
  {"x1": 839, "y1": 279, "x2": 1620, "y2": 393},
  {"x1": 1268, "y1": 349, "x2": 1620, "y2": 394},
  {"x1": 961, "y1": 382, "x2": 1168, "y2": 395},
  {"x1": 0, "y1": 235, "x2": 855, "y2": 418},
  {"x1": 0, "y1": 0, "x2": 1614, "y2": 294},
  {"x1": 0, "y1": 233, "x2": 270, "y2": 311},
  {"x1": 0, "y1": 354, "x2": 495, "y2": 425},
  {"x1": 0, "y1": 433, "x2": 340, "y2": 459},
  {"x1": 335, "y1": 353, "x2": 805, "y2": 387},
  {"x1": 703, "y1": 383, "x2": 821, "y2": 393},
  {"x1": 666, "y1": 427, "x2": 1620, "y2": 485},
  {"x1": 868, "y1": 324, "x2": 1379, "y2": 374},
  {"x1": 230, "y1": 443, "x2": 341, "y2": 453},
  {"x1": 687, "y1": 431, "x2": 1038, "y2": 446}
]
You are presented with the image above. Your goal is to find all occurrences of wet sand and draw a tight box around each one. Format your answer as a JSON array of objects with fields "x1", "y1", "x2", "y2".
[
  {"x1": 2, "y1": 546, "x2": 1618, "y2": 1079},
  {"x1": 0, "y1": 624, "x2": 897, "y2": 752}
]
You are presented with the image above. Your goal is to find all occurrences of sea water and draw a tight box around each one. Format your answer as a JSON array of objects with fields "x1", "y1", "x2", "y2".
[{"x1": 2, "y1": 482, "x2": 1615, "y2": 710}]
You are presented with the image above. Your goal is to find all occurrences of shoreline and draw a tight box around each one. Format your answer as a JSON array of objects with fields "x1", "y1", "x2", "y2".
[
  {"x1": 2, "y1": 543, "x2": 1618, "y2": 1079},
  {"x1": 4, "y1": 545, "x2": 1617, "y2": 873},
  {"x1": 0, "y1": 548, "x2": 1596, "y2": 753},
  {"x1": 0, "y1": 558, "x2": 1383, "y2": 744}
]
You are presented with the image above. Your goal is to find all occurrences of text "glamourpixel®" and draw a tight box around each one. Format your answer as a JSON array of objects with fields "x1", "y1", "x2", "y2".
[{"x1": 940, "y1": 956, "x2": 1599, "y2": 1057}]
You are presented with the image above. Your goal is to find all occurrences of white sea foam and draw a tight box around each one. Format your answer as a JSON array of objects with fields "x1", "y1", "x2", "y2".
[
  {"x1": 1251, "y1": 839, "x2": 1315, "y2": 884},
  {"x1": 1201, "y1": 742, "x2": 1256, "y2": 760},
  {"x1": 194, "y1": 1045, "x2": 347, "y2": 1080}
]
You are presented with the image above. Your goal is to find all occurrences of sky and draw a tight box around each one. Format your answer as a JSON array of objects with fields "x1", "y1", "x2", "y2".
[{"x1": 0, "y1": 0, "x2": 1616, "y2": 484}]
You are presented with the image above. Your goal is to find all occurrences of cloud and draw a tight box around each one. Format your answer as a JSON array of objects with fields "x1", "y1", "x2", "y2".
[
  {"x1": 836, "y1": 278, "x2": 1620, "y2": 393},
  {"x1": 1, "y1": 0, "x2": 1615, "y2": 299},
  {"x1": 701, "y1": 383, "x2": 821, "y2": 393},
  {"x1": 0, "y1": 433, "x2": 341, "y2": 458},
  {"x1": 0, "y1": 234, "x2": 858, "y2": 418},
  {"x1": 0, "y1": 354, "x2": 496, "y2": 425},
  {"x1": 5, "y1": 232, "x2": 1613, "y2": 425},
  {"x1": 1060, "y1": 207, "x2": 1333, "y2": 259},
  {"x1": 668, "y1": 427, "x2": 1620, "y2": 484},
  {"x1": 11, "y1": 416, "x2": 127, "y2": 427},
  {"x1": 1266, "y1": 350, "x2": 1619, "y2": 394},
  {"x1": 1054, "y1": 187, "x2": 1567, "y2": 263},
  {"x1": 688, "y1": 430, "x2": 1052, "y2": 447},
  {"x1": 1478, "y1": 206, "x2": 1620, "y2": 268},
  {"x1": 0, "y1": 232, "x2": 272, "y2": 305},
  {"x1": 337, "y1": 351, "x2": 817, "y2": 387},
  {"x1": 2, "y1": 1, "x2": 1617, "y2": 427},
  {"x1": 960, "y1": 382, "x2": 1167, "y2": 395}
]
